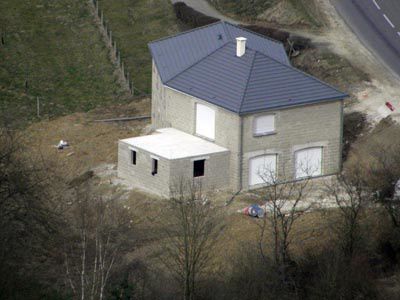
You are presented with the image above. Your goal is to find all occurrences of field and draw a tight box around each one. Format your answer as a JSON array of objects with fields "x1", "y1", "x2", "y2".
[
  {"x1": 97, "y1": 0, "x2": 183, "y2": 94},
  {"x1": 0, "y1": 0, "x2": 130, "y2": 127},
  {"x1": 208, "y1": 0, "x2": 324, "y2": 27}
]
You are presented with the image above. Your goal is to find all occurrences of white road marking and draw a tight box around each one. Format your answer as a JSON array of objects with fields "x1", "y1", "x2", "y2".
[
  {"x1": 398, "y1": 32, "x2": 400, "y2": 37},
  {"x1": 383, "y1": 14, "x2": 396, "y2": 28},
  {"x1": 372, "y1": 0, "x2": 381, "y2": 10}
]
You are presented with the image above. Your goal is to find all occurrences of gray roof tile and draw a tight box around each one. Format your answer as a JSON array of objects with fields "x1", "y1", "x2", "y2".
[{"x1": 149, "y1": 21, "x2": 347, "y2": 114}]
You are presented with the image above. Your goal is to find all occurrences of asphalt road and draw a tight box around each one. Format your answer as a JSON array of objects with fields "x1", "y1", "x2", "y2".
[{"x1": 331, "y1": 0, "x2": 400, "y2": 77}]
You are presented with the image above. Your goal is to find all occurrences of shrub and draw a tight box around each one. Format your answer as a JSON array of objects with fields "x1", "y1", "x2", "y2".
[{"x1": 173, "y1": 2, "x2": 219, "y2": 28}]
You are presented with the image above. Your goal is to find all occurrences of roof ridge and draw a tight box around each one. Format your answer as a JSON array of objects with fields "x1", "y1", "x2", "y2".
[
  {"x1": 149, "y1": 20, "x2": 224, "y2": 45},
  {"x1": 239, "y1": 51, "x2": 257, "y2": 113},
  {"x1": 165, "y1": 41, "x2": 229, "y2": 84},
  {"x1": 221, "y1": 21, "x2": 232, "y2": 40},
  {"x1": 254, "y1": 49, "x2": 348, "y2": 97}
]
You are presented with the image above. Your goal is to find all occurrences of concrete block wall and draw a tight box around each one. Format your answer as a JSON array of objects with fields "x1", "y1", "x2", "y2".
[
  {"x1": 151, "y1": 62, "x2": 242, "y2": 191},
  {"x1": 164, "y1": 89, "x2": 242, "y2": 191},
  {"x1": 118, "y1": 139, "x2": 231, "y2": 197},
  {"x1": 241, "y1": 100, "x2": 343, "y2": 189},
  {"x1": 169, "y1": 152, "x2": 231, "y2": 194},
  {"x1": 151, "y1": 62, "x2": 168, "y2": 129},
  {"x1": 118, "y1": 141, "x2": 171, "y2": 197}
]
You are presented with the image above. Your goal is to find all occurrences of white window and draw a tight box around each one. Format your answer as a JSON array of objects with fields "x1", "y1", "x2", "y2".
[
  {"x1": 253, "y1": 115, "x2": 275, "y2": 135},
  {"x1": 295, "y1": 147, "x2": 322, "y2": 179},
  {"x1": 196, "y1": 103, "x2": 215, "y2": 140},
  {"x1": 249, "y1": 154, "x2": 277, "y2": 186}
]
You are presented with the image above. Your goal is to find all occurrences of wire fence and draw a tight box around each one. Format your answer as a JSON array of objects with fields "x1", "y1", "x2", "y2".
[{"x1": 91, "y1": 0, "x2": 148, "y2": 97}]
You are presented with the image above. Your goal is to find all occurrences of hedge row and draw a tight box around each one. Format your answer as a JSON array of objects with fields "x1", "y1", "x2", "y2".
[{"x1": 173, "y1": 2, "x2": 219, "y2": 28}]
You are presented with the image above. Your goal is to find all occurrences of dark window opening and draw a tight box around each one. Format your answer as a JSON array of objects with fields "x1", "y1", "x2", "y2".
[
  {"x1": 152, "y1": 159, "x2": 158, "y2": 176},
  {"x1": 193, "y1": 159, "x2": 205, "y2": 177},
  {"x1": 131, "y1": 150, "x2": 136, "y2": 165}
]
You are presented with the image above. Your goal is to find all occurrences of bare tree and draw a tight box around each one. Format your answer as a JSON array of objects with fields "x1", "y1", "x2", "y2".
[
  {"x1": 366, "y1": 141, "x2": 400, "y2": 228},
  {"x1": 345, "y1": 123, "x2": 400, "y2": 228},
  {"x1": 257, "y1": 163, "x2": 312, "y2": 268},
  {"x1": 324, "y1": 167, "x2": 372, "y2": 258},
  {"x1": 161, "y1": 180, "x2": 223, "y2": 300},
  {"x1": 251, "y1": 158, "x2": 315, "y2": 300},
  {"x1": 0, "y1": 127, "x2": 62, "y2": 298},
  {"x1": 63, "y1": 186, "x2": 134, "y2": 300}
]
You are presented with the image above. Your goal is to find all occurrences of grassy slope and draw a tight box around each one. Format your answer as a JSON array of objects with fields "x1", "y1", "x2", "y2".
[
  {"x1": 209, "y1": 0, "x2": 322, "y2": 27},
  {"x1": 209, "y1": 0, "x2": 278, "y2": 18},
  {"x1": 99, "y1": 0, "x2": 181, "y2": 94},
  {"x1": 286, "y1": 0, "x2": 323, "y2": 27},
  {"x1": 0, "y1": 0, "x2": 129, "y2": 127}
]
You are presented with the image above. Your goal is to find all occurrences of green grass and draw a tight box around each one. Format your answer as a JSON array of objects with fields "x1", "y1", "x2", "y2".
[
  {"x1": 0, "y1": 0, "x2": 129, "y2": 127},
  {"x1": 287, "y1": 0, "x2": 323, "y2": 27},
  {"x1": 209, "y1": 0, "x2": 278, "y2": 18},
  {"x1": 99, "y1": 0, "x2": 181, "y2": 94},
  {"x1": 209, "y1": 0, "x2": 322, "y2": 27}
]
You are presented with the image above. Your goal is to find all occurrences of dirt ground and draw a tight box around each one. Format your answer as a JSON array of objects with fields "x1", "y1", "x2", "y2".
[{"x1": 24, "y1": 97, "x2": 150, "y2": 181}]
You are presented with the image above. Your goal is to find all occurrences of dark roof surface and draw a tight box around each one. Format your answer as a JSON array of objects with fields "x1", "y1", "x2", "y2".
[{"x1": 149, "y1": 21, "x2": 347, "y2": 114}]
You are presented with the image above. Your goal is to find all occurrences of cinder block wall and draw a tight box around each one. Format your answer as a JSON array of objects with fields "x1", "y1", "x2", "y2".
[
  {"x1": 169, "y1": 152, "x2": 231, "y2": 195},
  {"x1": 118, "y1": 140, "x2": 231, "y2": 197},
  {"x1": 118, "y1": 141, "x2": 171, "y2": 197},
  {"x1": 152, "y1": 61, "x2": 242, "y2": 191},
  {"x1": 241, "y1": 100, "x2": 343, "y2": 189}
]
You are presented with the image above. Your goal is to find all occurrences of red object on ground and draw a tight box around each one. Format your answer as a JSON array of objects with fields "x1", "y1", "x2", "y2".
[
  {"x1": 243, "y1": 207, "x2": 249, "y2": 215},
  {"x1": 386, "y1": 102, "x2": 395, "y2": 111}
]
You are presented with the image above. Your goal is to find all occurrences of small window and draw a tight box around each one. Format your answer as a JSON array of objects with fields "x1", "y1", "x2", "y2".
[
  {"x1": 131, "y1": 150, "x2": 137, "y2": 165},
  {"x1": 151, "y1": 158, "x2": 158, "y2": 176},
  {"x1": 193, "y1": 159, "x2": 205, "y2": 177},
  {"x1": 254, "y1": 115, "x2": 275, "y2": 136}
]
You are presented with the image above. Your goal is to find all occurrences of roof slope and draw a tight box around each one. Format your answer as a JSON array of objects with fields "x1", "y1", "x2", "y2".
[
  {"x1": 149, "y1": 21, "x2": 347, "y2": 114},
  {"x1": 149, "y1": 21, "x2": 289, "y2": 83}
]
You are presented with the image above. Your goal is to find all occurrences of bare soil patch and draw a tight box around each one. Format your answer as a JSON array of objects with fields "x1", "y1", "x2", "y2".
[{"x1": 23, "y1": 98, "x2": 150, "y2": 181}]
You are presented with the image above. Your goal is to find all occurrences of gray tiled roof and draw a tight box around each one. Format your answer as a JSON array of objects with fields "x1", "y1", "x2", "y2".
[{"x1": 149, "y1": 21, "x2": 347, "y2": 114}]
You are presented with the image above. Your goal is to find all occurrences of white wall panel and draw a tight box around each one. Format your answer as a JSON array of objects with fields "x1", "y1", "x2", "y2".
[
  {"x1": 295, "y1": 147, "x2": 322, "y2": 179},
  {"x1": 196, "y1": 103, "x2": 216, "y2": 140}
]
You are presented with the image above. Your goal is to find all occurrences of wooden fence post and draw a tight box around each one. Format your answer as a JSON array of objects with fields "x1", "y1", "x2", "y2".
[
  {"x1": 90, "y1": 0, "x2": 141, "y2": 97},
  {"x1": 36, "y1": 96, "x2": 40, "y2": 118}
]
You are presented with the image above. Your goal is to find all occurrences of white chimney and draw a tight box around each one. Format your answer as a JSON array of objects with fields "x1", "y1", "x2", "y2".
[{"x1": 236, "y1": 37, "x2": 247, "y2": 57}]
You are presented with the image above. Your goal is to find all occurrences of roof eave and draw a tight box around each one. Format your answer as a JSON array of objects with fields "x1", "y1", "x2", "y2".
[{"x1": 238, "y1": 95, "x2": 348, "y2": 116}]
